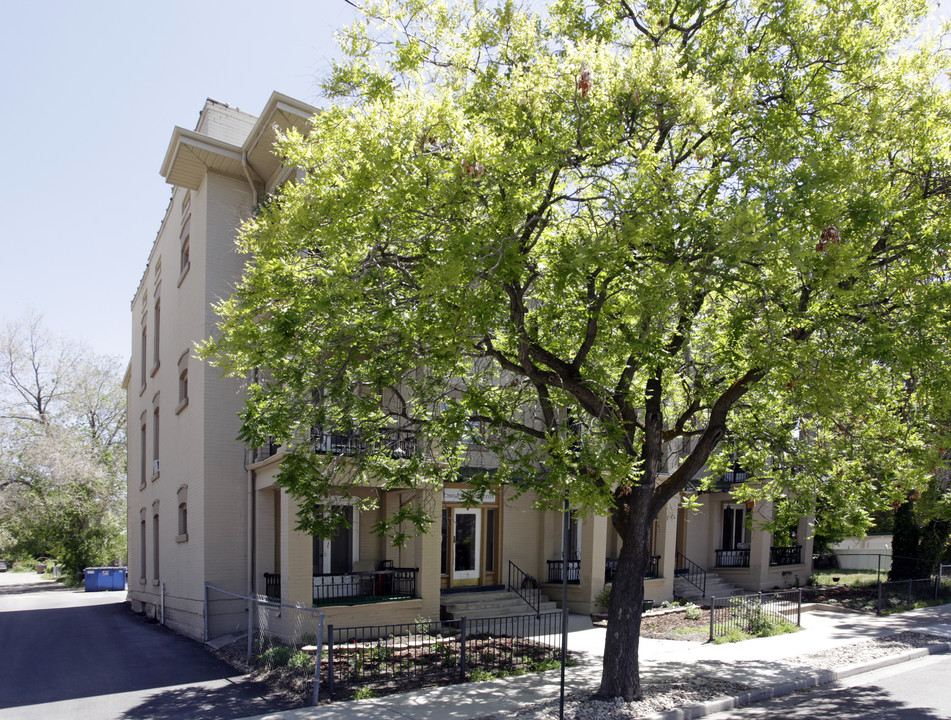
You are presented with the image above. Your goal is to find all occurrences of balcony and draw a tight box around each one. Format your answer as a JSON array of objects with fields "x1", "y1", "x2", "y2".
[
  {"x1": 770, "y1": 545, "x2": 803, "y2": 566},
  {"x1": 549, "y1": 556, "x2": 661, "y2": 584},
  {"x1": 604, "y1": 556, "x2": 660, "y2": 582},
  {"x1": 311, "y1": 426, "x2": 417, "y2": 458},
  {"x1": 312, "y1": 567, "x2": 419, "y2": 606},
  {"x1": 715, "y1": 548, "x2": 751, "y2": 568},
  {"x1": 247, "y1": 438, "x2": 281, "y2": 465},
  {"x1": 263, "y1": 572, "x2": 281, "y2": 602}
]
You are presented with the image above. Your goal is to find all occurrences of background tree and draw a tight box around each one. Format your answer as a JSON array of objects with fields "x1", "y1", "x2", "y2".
[
  {"x1": 206, "y1": 0, "x2": 951, "y2": 700},
  {"x1": 0, "y1": 315, "x2": 126, "y2": 578}
]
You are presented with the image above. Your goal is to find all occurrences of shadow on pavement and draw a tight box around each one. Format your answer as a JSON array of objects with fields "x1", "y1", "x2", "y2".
[
  {"x1": 726, "y1": 682, "x2": 948, "y2": 720},
  {"x1": 118, "y1": 679, "x2": 299, "y2": 720},
  {"x1": 0, "y1": 578, "x2": 74, "y2": 596}
]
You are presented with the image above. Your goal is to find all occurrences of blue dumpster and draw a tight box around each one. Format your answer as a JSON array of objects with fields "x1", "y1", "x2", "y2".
[{"x1": 84, "y1": 567, "x2": 128, "y2": 592}]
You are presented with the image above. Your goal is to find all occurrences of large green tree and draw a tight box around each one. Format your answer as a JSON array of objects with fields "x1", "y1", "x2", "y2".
[
  {"x1": 0, "y1": 316, "x2": 126, "y2": 578},
  {"x1": 206, "y1": 0, "x2": 951, "y2": 700}
]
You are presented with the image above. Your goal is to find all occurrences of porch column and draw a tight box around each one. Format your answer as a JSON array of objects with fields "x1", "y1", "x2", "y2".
[
  {"x1": 748, "y1": 499, "x2": 773, "y2": 589},
  {"x1": 579, "y1": 511, "x2": 608, "y2": 615},
  {"x1": 282, "y1": 491, "x2": 312, "y2": 605},
  {"x1": 412, "y1": 486, "x2": 442, "y2": 618},
  {"x1": 651, "y1": 497, "x2": 678, "y2": 603}
]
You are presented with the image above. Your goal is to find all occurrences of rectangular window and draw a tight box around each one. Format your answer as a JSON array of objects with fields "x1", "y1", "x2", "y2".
[
  {"x1": 721, "y1": 506, "x2": 748, "y2": 550},
  {"x1": 152, "y1": 299, "x2": 161, "y2": 372},
  {"x1": 139, "y1": 516, "x2": 146, "y2": 581},
  {"x1": 152, "y1": 513, "x2": 160, "y2": 580},
  {"x1": 312, "y1": 505, "x2": 356, "y2": 574},
  {"x1": 140, "y1": 327, "x2": 147, "y2": 388},
  {"x1": 140, "y1": 422, "x2": 147, "y2": 488},
  {"x1": 441, "y1": 508, "x2": 449, "y2": 575},
  {"x1": 152, "y1": 408, "x2": 160, "y2": 478},
  {"x1": 484, "y1": 508, "x2": 496, "y2": 572}
]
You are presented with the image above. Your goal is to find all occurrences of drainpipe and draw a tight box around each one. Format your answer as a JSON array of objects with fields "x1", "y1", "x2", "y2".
[
  {"x1": 242, "y1": 152, "x2": 260, "y2": 207},
  {"x1": 248, "y1": 467, "x2": 256, "y2": 598}
]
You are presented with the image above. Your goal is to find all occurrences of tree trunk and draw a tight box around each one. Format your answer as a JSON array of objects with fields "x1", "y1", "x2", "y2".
[{"x1": 596, "y1": 482, "x2": 653, "y2": 701}]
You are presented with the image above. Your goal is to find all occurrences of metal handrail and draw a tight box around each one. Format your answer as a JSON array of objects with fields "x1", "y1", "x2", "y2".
[
  {"x1": 675, "y1": 551, "x2": 707, "y2": 596},
  {"x1": 507, "y1": 560, "x2": 540, "y2": 614}
]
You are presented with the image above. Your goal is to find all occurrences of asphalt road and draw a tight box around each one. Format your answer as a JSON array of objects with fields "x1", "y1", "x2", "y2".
[
  {"x1": 703, "y1": 652, "x2": 951, "y2": 720},
  {"x1": 0, "y1": 571, "x2": 296, "y2": 720}
]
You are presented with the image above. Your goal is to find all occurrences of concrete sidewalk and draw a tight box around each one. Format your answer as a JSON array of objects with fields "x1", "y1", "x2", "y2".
[{"x1": 237, "y1": 604, "x2": 951, "y2": 720}]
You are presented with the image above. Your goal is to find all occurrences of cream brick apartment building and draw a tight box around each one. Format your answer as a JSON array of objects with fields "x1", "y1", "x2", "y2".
[{"x1": 126, "y1": 93, "x2": 812, "y2": 642}]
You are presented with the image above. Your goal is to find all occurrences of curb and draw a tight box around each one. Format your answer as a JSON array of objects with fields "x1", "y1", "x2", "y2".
[{"x1": 644, "y1": 642, "x2": 951, "y2": 720}]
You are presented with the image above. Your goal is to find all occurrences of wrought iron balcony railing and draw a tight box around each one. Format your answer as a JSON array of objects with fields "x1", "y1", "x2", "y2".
[
  {"x1": 769, "y1": 545, "x2": 803, "y2": 566},
  {"x1": 715, "y1": 548, "x2": 751, "y2": 568},
  {"x1": 313, "y1": 567, "x2": 418, "y2": 606}
]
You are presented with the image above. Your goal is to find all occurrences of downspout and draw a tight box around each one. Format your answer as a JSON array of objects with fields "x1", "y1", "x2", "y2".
[
  {"x1": 241, "y1": 151, "x2": 260, "y2": 208},
  {"x1": 248, "y1": 466, "x2": 256, "y2": 598}
]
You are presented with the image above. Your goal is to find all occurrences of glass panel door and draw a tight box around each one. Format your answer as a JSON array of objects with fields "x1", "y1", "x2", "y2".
[{"x1": 453, "y1": 509, "x2": 481, "y2": 581}]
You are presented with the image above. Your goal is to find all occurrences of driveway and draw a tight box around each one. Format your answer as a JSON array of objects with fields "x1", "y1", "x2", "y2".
[{"x1": 0, "y1": 571, "x2": 296, "y2": 719}]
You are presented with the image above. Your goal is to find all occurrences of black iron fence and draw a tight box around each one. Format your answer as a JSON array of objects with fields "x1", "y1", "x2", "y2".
[
  {"x1": 877, "y1": 576, "x2": 951, "y2": 614},
  {"x1": 313, "y1": 567, "x2": 418, "y2": 606},
  {"x1": 323, "y1": 611, "x2": 564, "y2": 698},
  {"x1": 709, "y1": 589, "x2": 802, "y2": 640}
]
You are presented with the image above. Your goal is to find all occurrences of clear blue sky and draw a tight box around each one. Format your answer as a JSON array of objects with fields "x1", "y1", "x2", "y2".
[
  {"x1": 0, "y1": 0, "x2": 359, "y2": 362},
  {"x1": 0, "y1": 1, "x2": 946, "y2": 364}
]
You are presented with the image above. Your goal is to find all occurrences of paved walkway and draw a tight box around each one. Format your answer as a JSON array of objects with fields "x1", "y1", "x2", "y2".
[{"x1": 237, "y1": 604, "x2": 951, "y2": 720}]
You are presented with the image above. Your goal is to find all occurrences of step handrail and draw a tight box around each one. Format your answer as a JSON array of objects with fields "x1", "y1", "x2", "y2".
[
  {"x1": 507, "y1": 560, "x2": 541, "y2": 614},
  {"x1": 675, "y1": 551, "x2": 707, "y2": 597}
]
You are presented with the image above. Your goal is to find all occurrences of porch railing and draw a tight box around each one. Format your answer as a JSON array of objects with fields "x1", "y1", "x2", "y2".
[
  {"x1": 507, "y1": 560, "x2": 540, "y2": 613},
  {"x1": 313, "y1": 567, "x2": 418, "y2": 606},
  {"x1": 675, "y1": 552, "x2": 706, "y2": 596},
  {"x1": 715, "y1": 548, "x2": 751, "y2": 568},
  {"x1": 546, "y1": 559, "x2": 580, "y2": 584},
  {"x1": 247, "y1": 438, "x2": 281, "y2": 464},
  {"x1": 769, "y1": 545, "x2": 803, "y2": 566},
  {"x1": 604, "y1": 556, "x2": 661, "y2": 583},
  {"x1": 311, "y1": 426, "x2": 417, "y2": 458},
  {"x1": 263, "y1": 572, "x2": 281, "y2": 602}
]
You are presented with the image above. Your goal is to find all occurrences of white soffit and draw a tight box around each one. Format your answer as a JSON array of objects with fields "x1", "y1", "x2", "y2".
[{"x1": 160, "y1": 127, "x2": 245, "y2": 190}]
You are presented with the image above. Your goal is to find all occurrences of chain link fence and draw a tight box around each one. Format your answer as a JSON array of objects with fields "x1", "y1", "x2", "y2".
[{"x1": 204, "y1": 584, "x2": 326, "y2": 704}]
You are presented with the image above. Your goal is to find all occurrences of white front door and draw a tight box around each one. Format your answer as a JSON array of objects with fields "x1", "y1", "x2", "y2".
[{"x1": 453, "y1": 509, "x2": 481, "y2": 581}]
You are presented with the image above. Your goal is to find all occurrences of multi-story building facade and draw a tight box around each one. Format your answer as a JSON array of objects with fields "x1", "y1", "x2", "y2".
[{"x1": 126, "y1": 93, "x2": 812, "y2": 643}]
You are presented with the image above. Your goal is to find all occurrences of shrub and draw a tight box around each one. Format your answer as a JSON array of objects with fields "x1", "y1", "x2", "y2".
[
  {"x1": 287, "y1": 650, "x2": 312, "y2": 670},
  {"x1": 684, "y1": 603, "x2": 701, "y2": 620},
  {"x1": 352, "y1": 686, "x2": 377, "y2": 700},
  {"x1": 468, "y1": 669, "x2": 497, "y2": 682},
  {"x1": 259, "y1": 645, "x2": 294, "y2": 669}
]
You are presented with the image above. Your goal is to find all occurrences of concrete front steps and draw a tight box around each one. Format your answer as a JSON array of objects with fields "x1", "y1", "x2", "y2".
[
  {"x1": 674, "y1": 572, "x2": 747, "y2": 605},
  {"x1": 440, "y1": 588, "x2": 558, "y2": 620}
]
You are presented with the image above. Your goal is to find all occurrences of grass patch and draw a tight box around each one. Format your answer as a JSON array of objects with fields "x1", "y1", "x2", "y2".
[{"x1": 810, "y1": 569, "x2": 880, "y2": 587}]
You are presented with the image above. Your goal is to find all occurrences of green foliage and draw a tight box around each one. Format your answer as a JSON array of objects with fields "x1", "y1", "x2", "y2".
[
  {"x1": 287, "y1": 650, "x2": 313, "y2": 670},
  {"x1": 259, "y1": 645, "x2": 295, "y2": 669},
  {"x1": 467, "y1": 669, "x2": 497, "y2": 682},
  {"x1": 684, "y1": 603, "x2": 702, "y2": 621},
  {"x1": 203, "y1": 0, "x2": 951, "y2": 700},
  {"x1": 723, "y1": 598, "x2": 800, "y2": 640},
  {"x1": 595, "y1": 586, "x2": 612, "y2": 610},
  {"x1": 810, "y1": 570, "x2": 880, "y2": 587},
  {"x1": 352, "y1": 686, "x2": 377, "y2": 700},
  {"x1": 0, "y1": 317, "x2": 126, "y2": 578}
]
